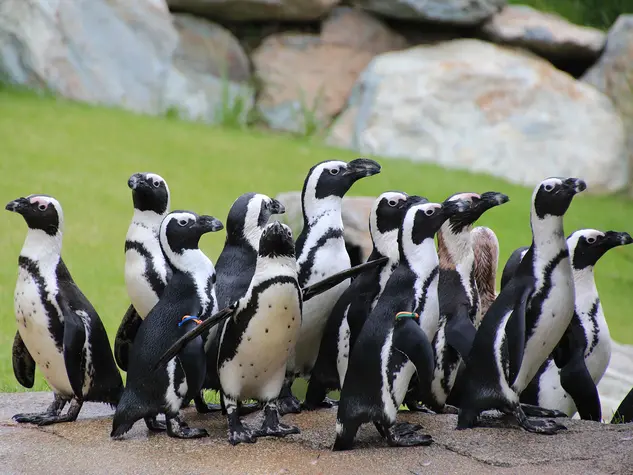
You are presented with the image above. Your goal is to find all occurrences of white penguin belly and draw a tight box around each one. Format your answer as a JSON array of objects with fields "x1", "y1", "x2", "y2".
[
  {"x1": 586, "y1": 336, "x2": 612, "y2": 384},
  {"x1": 430, "y1": 320, "x2": 449, "y2": 405},
  {"x1": 124, "y1": 248, "x2": 160, "y2": 318},
  {"x1": 537, "y1": 360, "x2": 576, "y2": 416},
  {"x1": 14, "y1": 269, "x2": 73, "y2": 397},
  {"x1": 391, "y1": 359, "x2": 416, "y2": 411},
  {"x1": 336, "y1": 308, "x2": 351, "y2": 387},
  {"x1": 513, "y1": 265, "x2": 575, "y2": 393},
  {"x1": 219, "y1": 283, "x2": 301, "y2": 401}
]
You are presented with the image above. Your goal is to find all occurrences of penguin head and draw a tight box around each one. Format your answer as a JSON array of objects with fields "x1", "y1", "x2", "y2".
[
  {"x1": 258, "y1": 221, "x2": 296, "y2": 259},
  {"x1": 301, "y1": 158, "x2": 381, "y2": 214},
  {"x1": 225, "y1": 192, "x2": 286, "y2": 249},
  {"x1": 404, "y1": 197, "x2": 466, "y2": 246},
  {"x1": 5, "y1": 194, "x2": 64, "y2": 236},
  {"x1": 128, "y1": 172, "x2": 170, "y2": 216},
  {"x1": 159, "y1": 211, "x2": 224, "y2": 263},
  {"x1": 370, "y1": 191, "x2": 424, "y2": 258},
  {"x1": 532, "y1": 177, "x2": 586, "y2": 219},
  {"x1": 567, "y1": 229, "x2": 633, "y2": 270},
  {"x1": 443, "y1": 191, "x2": 509, "y2": 234}
]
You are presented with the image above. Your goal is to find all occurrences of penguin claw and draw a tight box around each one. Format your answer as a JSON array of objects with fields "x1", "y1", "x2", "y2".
[
  {"x1": 228, "y1": 428, "x2": 257, "y2": 445},
  {"x1": 391, "y1": 422, "x2": 424, "y2": 437},
  {"x1": 277, "y1": 396, "x2": 302, "y2": 416},
  {"x1": 170, "y1": 427, "x2": 209, "y2": 439},
  {"x1": 387, "y1": 431, "x2": 433, "y2": 448},
  {"x1": 521, "y1": 418, "x2": 567, "y2": 435}
]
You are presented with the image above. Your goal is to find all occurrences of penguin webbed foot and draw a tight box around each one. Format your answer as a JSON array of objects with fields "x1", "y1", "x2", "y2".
[
  {"x1": 166, "y1": 414, "x2": 208, "y2": 439},
  {"x1": 520, "y1": 403, "x2": 568, "y2": 419},
  {"x1": 253, "y1": 402, "x2": 300, "y2": 439},
  {"x1": 225, "y1": 398, "x2": 256, "y2": 445},
  {"x1": 277, "y1": 395, "x2": 302, "y2": 416},
  {"x1": 513, "y1": 404, "x2": 567, "y2": 435},
  {"x1": 14, "y1": 398, "x2": 80, "y2": 426},
  {"x1": 381, "y1": 422, "x2": 433, "y2": 448},
  {"x1": 144, "y1": 416, "x2": 167, "y2": 432},
  {"x1": 301, "y1": 396, "x2": 338, "y2": 411}
]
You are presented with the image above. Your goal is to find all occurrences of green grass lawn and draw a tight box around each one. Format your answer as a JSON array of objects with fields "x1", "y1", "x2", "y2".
[{"x1": 1, "y1": 87, "x2": 633, "y2": 394}]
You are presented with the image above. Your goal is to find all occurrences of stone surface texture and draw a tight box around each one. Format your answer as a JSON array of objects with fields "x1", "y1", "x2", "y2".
[
  {"x1": 252, "y1": 7, "x2": 407, "y2": 134},
  {"x1": 0, "y1": 392, "x2": 631, "y2": 474},
  {"x1": 582, "y1": 15, "x2": 633, "y2": 193},
  {"x1": 351, "y1": 0, "x2": 507, "y2": 25},
  {"x1": 275, "y1": 191, "x2": 374, "y2": 262},
  {"x1": 329, "y1": 39, "x2": 628, "y2": 194},
  {"x1": 481, "y1": 5, "x2": 606, "y2": 60},
  {"x1": 0, "y1": 0, "x2": 253, "y2": 125},
  {"x1": 166, "y1": 0, "x2": 341, "y2": 21}
]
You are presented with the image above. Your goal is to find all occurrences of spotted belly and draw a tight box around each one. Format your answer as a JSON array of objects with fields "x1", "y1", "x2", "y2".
[
  {"x1": 219, "y1": 283, "x2": 301, "y2": 401},
  {"x1": 14, "y1": 270, "x2": 73, "y2": 397}
]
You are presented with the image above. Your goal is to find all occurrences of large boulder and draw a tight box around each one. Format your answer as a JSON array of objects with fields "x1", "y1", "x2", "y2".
[
  {"x1": 0, "y1": 0, "x2": 253, "y2": 125},
  {"x1": 582, "y1": 15, "x2": 633, "y2": 194},
  {"x1": 166, "y1": 0, "x2": 340, "y2": 21},
  {"x1": 351, "y1": 0, "x2": 507, "y2": 25},
  {"x1": 252, "y1": 7, "x2": 407, "y2": 134},
  {"x1": 481, "y1": 5, "x2": 606, "y2": 61},
  {"x1": 329, "y1": 39, "x2": 628, "y2": 194}
]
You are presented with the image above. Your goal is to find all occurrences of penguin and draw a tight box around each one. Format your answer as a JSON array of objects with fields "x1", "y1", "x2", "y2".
[
  {"x1": 115, "y1": 172, "x2": 171, "y2": 373},
  {"x1": 214, "y1": 221, "x2": 303, "y2": 445},
  {"x1": 305, "y1": 191, "x2": 414, "y2": 410},
  {"x1": 203, "y1": 192, "x2": 285, "y2": 414},
  {"x1": 457, "y1": 177, "x2": 586, "y2": 434},
  {"x1": 6, "y1": 195, "x2": 123, "y2": 425},
  {"x1": 420, "y1": 191, "x2": 509, "y2": 414},
  {"x1": 332, "y1": 198, "x2": 465, "y2": 451},
  {"x1": 279, "y1": 157, "x2": 382, "y2": 414},
  {"x1": 111, "y1": 210, "x2": 224, "y2": 439},
  {"x1": 517, "y1": 229, "x2": 633, "y2": 420},
  {"x1": 612, "y1": 386, "x2": 633, "y2": 424}
]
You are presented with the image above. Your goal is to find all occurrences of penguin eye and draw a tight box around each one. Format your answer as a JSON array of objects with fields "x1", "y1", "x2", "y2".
[
  {"x1": 329, "y1": 168, "x2": 340, "y2": 176},
  {"x1": 37, "y1": 204, "x2": 47, "y2": 212},
  {"x1": 286, "y1": 229, "x2": 293, "y2": 238},
  {"x1": 388, "y1": 200, "x2": 398, "y2": 207},
  {"x1": 544, "y1": 183, "x2": 555, "y2": 192},
  {"x1": 178, "y1": 219, "x2": 188, "y2": 227},
  {"x1": 586, "y1": 236, "x2": 597, "y2": 244},
  {"x1": 153, "y1": 180, "x2": 161, "y2": 188},
  {"x1": 424, "y1": 208, "x2": 435, "y2": 216}
]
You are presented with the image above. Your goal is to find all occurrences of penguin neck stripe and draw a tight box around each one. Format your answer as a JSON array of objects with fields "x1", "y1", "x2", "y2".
[{"x1": 178, "y1": 315, "x2": 202, "y2": 327}]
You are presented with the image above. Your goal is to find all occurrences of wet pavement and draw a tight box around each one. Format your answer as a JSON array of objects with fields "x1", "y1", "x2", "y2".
[{"x1": 0, "y1": 392, "x2": 631, "y2": 474}]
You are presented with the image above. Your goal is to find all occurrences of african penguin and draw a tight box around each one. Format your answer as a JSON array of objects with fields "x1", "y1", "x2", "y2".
[
  {"x1": 612, "y1": 386, "x2": 633, "y2": 424},
  {"x1": 423, "y1": 191, "x2": 508, "y2": 413},
  {"x1": 457, "y1": 177, "x2": 586, "y2": 435},
  {"x1": 6, "y1": 195, "x2": 123, "y2": 425},
  {"x1": 216, "y1": 221, "x2": 302, "y2": 445},
  {"x1": 204, "y1": 192, "x2": 285, "y2": 413},
  {"x1": 115, "y1": 172, "x2": 171, "y2": 373},
  {"x1": 111, "y1": 210, "x2": 224, "y2": 439},
  {"x1": 333, "y1": 198, "x2": 464, "y2": 451},
  {"x1": 305, "y1": 191, "x2": 414, "y2": 410},
  {"x1": 519, "y1": 229, "x2": 632, "y2": 420},
  {"x1": 279, "y1": 158, "x2": 381, "y2": 415}
]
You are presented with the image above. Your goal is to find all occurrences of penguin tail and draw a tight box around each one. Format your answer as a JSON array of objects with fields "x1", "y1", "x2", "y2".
[{"x1": 110, "y1": 390, "x2": 145, "y2": 439}]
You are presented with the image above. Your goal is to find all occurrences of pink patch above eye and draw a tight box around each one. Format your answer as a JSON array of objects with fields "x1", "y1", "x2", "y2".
[{"x1": 29, "y1": 197, "x2": 48, "y2": 209}]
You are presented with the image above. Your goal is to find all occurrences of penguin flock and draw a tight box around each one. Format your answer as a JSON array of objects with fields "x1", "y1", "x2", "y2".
[{"x1": 6, "y1": 158, "x2": 633, "y2": 451}]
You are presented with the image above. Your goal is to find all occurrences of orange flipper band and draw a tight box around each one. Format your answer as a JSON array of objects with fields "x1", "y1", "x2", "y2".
[
  {"x1": 395, "y1": 311, "x2": 419, "y2": 320},
  {"x1": 178, "y1": 315, "x2": 203, "y2": 327}
]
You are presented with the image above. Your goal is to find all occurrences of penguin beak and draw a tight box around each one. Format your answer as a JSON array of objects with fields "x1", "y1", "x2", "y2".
[
  {"x1": 603, "y1": 231, "x2": 633, "y2": 249},
  {"x1": 478, "y1": 191, "x2": 510, "y2": 212},
  {"x1": 342, "y1": 158, "x2": 381, "y2": 180},
  {"x1": 197, "y1": 215, "x2": 224, "y2": 234},
  {"x1": 5, "y1": 197, "x2": 28, "y2": 215},
  {"x1": 268, "y1": 199, "x2": 285, "y2": 215},
  {"x1": 128, "y1": 173, "x2": 144, "y2": 190},
  {"x1": 562, "y1": 178, "x2": 587, "y2": 196}
]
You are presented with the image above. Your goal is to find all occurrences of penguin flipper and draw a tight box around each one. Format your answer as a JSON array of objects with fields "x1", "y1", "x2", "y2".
[
  {"x1": 559, "y1": 351, "x2": 601, "y2": 421},
  {"x1": 506, "y1": 282, "x2": 533, "y2": 386},
  {"x1": 611, "y1": 386, "x2": 633, "y2": 424},
  {"x1": 394, "y1": 318, "x2": 434, "y2": 393},
  {"x1": 444, "y1": 307, "x2": 477, "y2": 360},
  {"x1": 12, "y1": 331, "x2": 36, "y2": 388},
  {"x1": 62, "y1": 306, "x2": 87, "y2": 399},
  {"x1": 114, "y1": 304, "x2": 143, "y2": 371}
]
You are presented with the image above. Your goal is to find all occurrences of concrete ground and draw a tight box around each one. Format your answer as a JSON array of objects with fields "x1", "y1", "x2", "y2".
[{"x1": 0, "y1": 392, "x2": 632, "y2": 475}]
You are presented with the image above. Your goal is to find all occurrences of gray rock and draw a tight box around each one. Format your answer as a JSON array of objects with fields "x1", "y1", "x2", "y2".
[
  {"x1": 351, "y1": 0, "x2": 507, "y2": 25},
  {"x1": 166, "y1": 0, "x2": 340, "y2": 21},
  {"x1": 582, "y1": 15, "x2": 633, "y2": 194},
  {"x1": 0, "y1": 392, "x2": 631, "y2": 474},
  {"x1": 481, "y1": 5, "x2": 606, "y2": 61},
  {"x1": 329, "y1": 39, "x2": 628, "y2": 194},
  {"x1": 275, "y1": 191, "x2": 374, "y2": 263},
  {"x1": 0, "y1": 0, "x2": 253, "y2": 125},
  {"x1": 252, "y1": 7, "x2": 407, "y2": 134}
]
